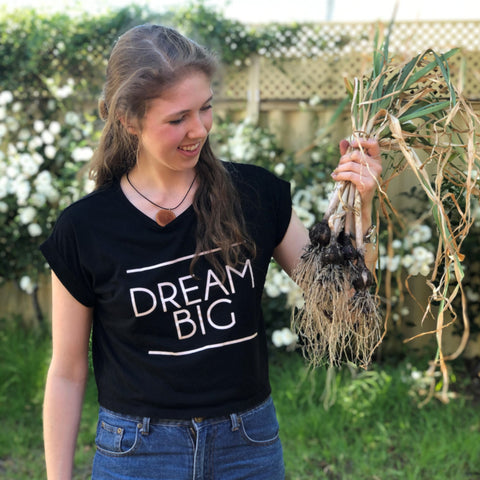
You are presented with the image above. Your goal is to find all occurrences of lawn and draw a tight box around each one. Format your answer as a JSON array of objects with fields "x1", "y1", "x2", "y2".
[{"x1": 1, "y1": 319, "x2": 479, "y2": 480}]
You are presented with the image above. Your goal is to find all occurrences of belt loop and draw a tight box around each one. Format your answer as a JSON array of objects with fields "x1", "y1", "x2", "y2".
[
  {"x1": 140, "y1": 417, "x2": 150, "y2": 436},
  {"x1": 230, "y1": 413, "x2": 240, "y2": 432}
]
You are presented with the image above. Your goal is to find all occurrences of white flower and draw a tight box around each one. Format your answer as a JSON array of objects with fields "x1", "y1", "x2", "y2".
[
  {"x1": 33, "y1": 120, "x2": 45, "y2": 133},
  {"x1": 18, "y1": 206, "x2": 36, "y2": 225},
  {"x1": 419, "y1": 264, "x2": 431, "y2": 277},
  {"x1": 65, "y1": 111, "x2": 80, "y2": 125},
  {"x1": 12, "y1": 178, "x2": 30, "y2": 205},
  {"x1": 392, "y1": 239, "x2": 402, "y2": 249},
  {"x1": 41, "y1": 130, "x2": 55, "y2": 145},
  {"x1": 28, "y1": 136, "x2": 43, "y2": 150},
  {"x1": 6, "y1": 116, "x2": 19, "y2": 132},
  {"x1": 8, "y1": 143, "x2": 18, "y2": 156},
  {"x1": 34, "y1": 170, "x2": 52, "y2": 187},
  {"x1": 272, "y1": 328, "x2": 298, "y2": 348},
  {"x1": 405, "y1": 224, "x2": 432, "y2": 247},
  {"x1": 27, "y1": 223, "x2": 42, "y2": 237},
  {"x1": 411, "y1": 370, "x2": 422, "y2": 381},
  {"x1": 466, "y1": 288, "x2": 480, "y2": 302},
  {"x1": 0, "y1": 107, "x2": 6, "y2": 121},
  {"x1": 0, "y1": 176, "x2": 9, "y2": 199},
  {"x1": 19, "y1": 275, "x2": 36, "y2": 294},
  {"x1": 44, "y1": 145, "x2": 57, "y2": 159},
  {"x1": 56, "y1": 84, "x2": 73, "y2": 98},
  {"x1": 18, "y1": 128, "x2": 30, "y2": 141},
  {"x1": 30, "y1": 192, "x2": 46, "y2": 207},
  {"x1": 83, "y1": 178, "x2": 95, "y2": 194},
  {"x1": 32, "y1": 152, "x2": 44, "y2": 166},
  {"x1": 418, "y1": 225, "x2": 432, "y2": 242},
  {"x1": 272, "y1": 330, "x2": 284, "y2": 347},
  {"x1": 316, "y1": 197, "x2": 329, "y2": 214},
  {"x1": 292, "y1": 189, "x2": 312, "y2": 210},
  {"x1": 71, "y1": 129, "x2": 82, "y2": 141},
  {"x1": 265, "y1": 282, "x2": 281, "y2": 298},
  {"x1": 412, "y1": 246, "x2": 434, "y2": 264},
  {"x1": 0, "y1": 201, "x2": 8, "y2": 213},
  {"x1": 12, "y1": 102, "x2": 22, "y2": 113},
  {"x1": 287, "y1": 285, "x2": 304, "y2": 309},
  {"x1": 20, "y1": 154, "x2": 40, "y2": 177},
  {"x1": 46, "y1": 186, "x2": 60, "y2": 202},
  {"x1": 274, "y1": 163, "x2": 285, "y2": 176},
  {"x1": 6, "y1": 163, "x2": 20, "y2": 179},
  {"x1": 293, "y1": 205, "x2": 315, "y2": 228},
  {"x1": 401, "y1": 254, "x2": 414, "y2": 269},
  {"x1": 71, "y1": 146, "x2": 93, "y2": 162},
  {"x1": 49, "y1": 121, "x2": 61, "y2": 135},
  {"x1": 0, "y1": 123, "x2": 7, "y2": 137},
  {"x1": 384, "y1": 255, "x2": 401, "y2": 272},
  {"x1": 0, "y1": 90, "x2": 14, "y2": 105}
]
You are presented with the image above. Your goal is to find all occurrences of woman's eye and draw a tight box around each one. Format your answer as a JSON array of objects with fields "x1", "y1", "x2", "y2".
[
  {"x1": 201, "y1": 104, "x2": 213, "y2": 112},
  {"x1": 169, "y1": 117, "x2": 184, "y2": 125}
]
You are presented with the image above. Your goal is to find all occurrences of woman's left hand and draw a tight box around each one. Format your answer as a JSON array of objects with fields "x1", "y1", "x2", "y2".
[{"x1": 331, "y1": 137, "x2": 382, "y2": 207}]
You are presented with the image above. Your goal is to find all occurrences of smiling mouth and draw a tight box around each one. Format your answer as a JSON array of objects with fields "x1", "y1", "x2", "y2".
[{"x1": 178, "y1": 142, "x2": 201, "y2": 152}]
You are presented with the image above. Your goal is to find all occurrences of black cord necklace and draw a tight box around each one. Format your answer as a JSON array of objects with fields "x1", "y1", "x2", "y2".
[{"x1": 126, "y1": 171, "x2": 197, "y2": 226}]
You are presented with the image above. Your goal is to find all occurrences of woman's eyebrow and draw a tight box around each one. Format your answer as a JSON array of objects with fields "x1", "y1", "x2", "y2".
[{"x1": 169, "y1": 95, "x2": 214, "y2": 117}]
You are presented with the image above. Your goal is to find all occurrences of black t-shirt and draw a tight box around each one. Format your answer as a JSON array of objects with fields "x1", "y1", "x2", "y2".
[{"x1": 40, "y1": 161, "x2": 292, "y2": 419}]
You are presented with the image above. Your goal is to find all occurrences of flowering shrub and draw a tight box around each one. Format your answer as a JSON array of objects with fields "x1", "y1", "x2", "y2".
[
  {"x1": 377, "y1": 224, "x2": 435, "y2": 277},
  {"x1": 0, "y1": 86, "x2": 95, "y2": 294}
]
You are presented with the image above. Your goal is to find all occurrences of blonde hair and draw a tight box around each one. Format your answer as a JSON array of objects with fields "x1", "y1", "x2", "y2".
[{"x1": 89, "y1": 24, "x2": 254, "y2": 275}]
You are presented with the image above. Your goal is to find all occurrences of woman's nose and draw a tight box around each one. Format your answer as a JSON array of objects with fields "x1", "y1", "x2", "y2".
[{"x1": 188, "y1": 113, "x2": 210, "y2": 138}]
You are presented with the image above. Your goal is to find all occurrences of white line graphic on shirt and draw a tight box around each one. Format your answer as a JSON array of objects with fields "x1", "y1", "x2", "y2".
[
  {"x1": 148, "y1": 332, "x2": 258, "y2": 356},
  {"x1": 126, "y1": 244, "x2": 242, "y2": 274},
  {"x1": 126, "y1": 244, "x2": 256, "y2": 356}
]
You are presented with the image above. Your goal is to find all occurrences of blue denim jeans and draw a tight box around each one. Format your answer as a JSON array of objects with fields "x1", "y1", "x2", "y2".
[{"x1": 91, "y1": 396, "x2": 285, "y2": 479}]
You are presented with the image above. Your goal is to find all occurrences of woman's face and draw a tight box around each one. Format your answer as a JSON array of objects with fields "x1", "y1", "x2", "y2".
[{"x1": 136, "y1": 71, "x2": 213, "y2": 175}]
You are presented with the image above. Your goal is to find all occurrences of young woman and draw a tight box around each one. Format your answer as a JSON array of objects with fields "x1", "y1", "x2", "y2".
[{"x1": 41, "y1": 24, "x2": 382, "y2": 480}]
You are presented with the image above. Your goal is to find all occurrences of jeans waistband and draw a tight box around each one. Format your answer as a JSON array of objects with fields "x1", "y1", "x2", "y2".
[{"x1": 99, "y1": 395, "x2": 272, "y2": 429}]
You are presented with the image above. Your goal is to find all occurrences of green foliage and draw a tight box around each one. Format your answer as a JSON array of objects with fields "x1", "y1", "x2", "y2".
[
  {"x1": 0, "y1": 317, "x2": 49, "y2": 466},
  {"x1": 170, "y1": 1, "x2": 349, "y2": 65},
  {"x1": 0, "y1": 6, "x2": 158, "y2": 97},
  {"x1": 170, "y1": 2, "x2": 263, "y2": 65},
  {"x1": 0, "y1": 3, "x2": 341, "y2": 295},
  {"x1": 0, "y1": 5, "x2": 163, "y2": 291},
  {"x1": 270, "y1": 351, "x2": 480, "y2": 479}
]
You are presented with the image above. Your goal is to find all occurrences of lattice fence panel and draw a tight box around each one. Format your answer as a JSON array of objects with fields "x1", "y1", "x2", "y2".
[{"x1": 217, "y1": 20, "x2": 480, "y2": 104}]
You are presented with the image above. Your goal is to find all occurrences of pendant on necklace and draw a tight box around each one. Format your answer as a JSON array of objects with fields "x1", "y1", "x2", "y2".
[{"x1": 156, "y1": 209, "x2": 176, "y2": 227}]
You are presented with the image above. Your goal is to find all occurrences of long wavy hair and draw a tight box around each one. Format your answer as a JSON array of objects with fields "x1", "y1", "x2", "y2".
[{"x1": 89, "y1": 24, "x2": 254, "y2": 275}]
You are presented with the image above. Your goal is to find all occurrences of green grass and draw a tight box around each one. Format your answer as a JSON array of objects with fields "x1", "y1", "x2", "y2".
[
  {"x1": 1, "y1": 319, "x2": 479, "y2": 480},
  {"x1": 271, "y1": 353, "x2": 480, "y2": 480}
]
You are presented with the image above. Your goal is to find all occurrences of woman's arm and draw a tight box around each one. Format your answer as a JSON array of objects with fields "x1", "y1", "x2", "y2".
[
  {"x1": 273, "y1": 210, "x2": 309, "y2": 277},
  {"x1": 44, "y1": 271, "x2": 93, "y2": 480}
]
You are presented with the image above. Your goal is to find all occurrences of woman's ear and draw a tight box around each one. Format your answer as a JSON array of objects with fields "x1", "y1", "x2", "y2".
[
  {"x1": 126, "y1": 124, "x2": 138, "y2": 135},
  {"x1": 119, "y1": 116, "x2": 138, "y2": 135}
]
